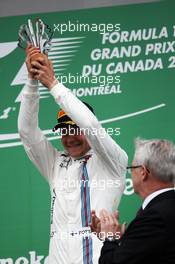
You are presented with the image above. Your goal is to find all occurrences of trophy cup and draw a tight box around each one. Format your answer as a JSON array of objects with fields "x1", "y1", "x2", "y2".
[{"x1": 18, "y1": 18, "x2": 53, "y2": 62}]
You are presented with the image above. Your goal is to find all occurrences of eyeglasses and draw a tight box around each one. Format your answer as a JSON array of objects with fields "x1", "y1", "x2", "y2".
[
  {"x1": 126, "y1": 165, "x2": 143, "y2": 174},
  {"x1": 126, "y1": 165, "x2": 150, "y2": 174}
]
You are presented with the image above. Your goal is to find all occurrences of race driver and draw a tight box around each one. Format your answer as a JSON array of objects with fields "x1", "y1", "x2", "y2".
[{"x1": 18, "y1": 45, "x2": 128, "y2": 264}]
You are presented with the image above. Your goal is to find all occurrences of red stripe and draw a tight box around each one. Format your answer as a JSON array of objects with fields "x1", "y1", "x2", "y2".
[
  {"x1": 82, "y1": 174, "x2": 89, "y2": 227},
  {"x1": 86, "y1": 237, "x2": 90, "y2": 264},
  {"x1": 82, "y1": 173, "x2": 90, "y2": 263}
]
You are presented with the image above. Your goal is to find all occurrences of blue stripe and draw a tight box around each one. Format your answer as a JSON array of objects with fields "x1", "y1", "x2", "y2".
[
  {"x1": 83, "y1": 238, "x2": 87, "y2": 264},
  {"x1": 89, "y1": 237, "x2": 93, "y2": 264}
]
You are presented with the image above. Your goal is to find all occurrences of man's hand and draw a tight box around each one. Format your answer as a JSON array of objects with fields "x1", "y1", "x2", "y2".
[
  {"x1": 91, "y1": 210, "x2": 101, "y2": 235},
  {"x1": 30, "y1": 56, "x2": 58, "y2": 90},
  {"x1": 99, "y1": 209, "x2": 126, "y2": 240},
  {"x1": 91, "y1": 209, "x2": 126, "y2": 241},
  {"x1": 25, "y1": 44, "x2": 58, "y2": 90},
  {"x1": 26, "y1": 44, "x2": 40, "y2": 79}
]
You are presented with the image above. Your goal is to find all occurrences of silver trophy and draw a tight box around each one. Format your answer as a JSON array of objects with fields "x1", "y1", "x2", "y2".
[{"x1": 18, "y1": 18, "x2": 53, "y2": 59}]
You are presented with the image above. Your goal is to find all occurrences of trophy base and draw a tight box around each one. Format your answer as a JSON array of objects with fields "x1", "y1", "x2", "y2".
[{"x1": 31, "y1": 53, "x2": 46, "y2": 63}]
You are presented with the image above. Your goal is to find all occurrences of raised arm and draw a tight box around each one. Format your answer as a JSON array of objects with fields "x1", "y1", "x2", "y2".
[{"x1": 18, "y1": 46, "x2": 57, "y2": 183}]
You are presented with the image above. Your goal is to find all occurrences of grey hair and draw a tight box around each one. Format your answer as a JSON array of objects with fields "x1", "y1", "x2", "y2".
[{"x1": 134, "y1": 138, "x2": 175, "y2": 183}]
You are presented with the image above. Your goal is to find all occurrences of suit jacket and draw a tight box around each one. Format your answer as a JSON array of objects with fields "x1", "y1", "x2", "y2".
[{"x1": 99, "y1": 190, "x2": 175, "y2": 264}]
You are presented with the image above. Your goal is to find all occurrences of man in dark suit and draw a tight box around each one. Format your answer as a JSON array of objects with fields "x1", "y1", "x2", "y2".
[{"x1": 91, "y1": 138, "x2": 175, "y2": 264}]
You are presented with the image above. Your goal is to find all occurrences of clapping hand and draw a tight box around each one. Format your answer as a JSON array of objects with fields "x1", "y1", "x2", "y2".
[{"x1": 91, "y1": 209, "x2": 127, "y2": 241}]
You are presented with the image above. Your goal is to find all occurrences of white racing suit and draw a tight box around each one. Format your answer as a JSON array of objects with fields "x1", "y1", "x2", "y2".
[{"x1": 18, "y1": 79, "x2": 128, "y2": 264}]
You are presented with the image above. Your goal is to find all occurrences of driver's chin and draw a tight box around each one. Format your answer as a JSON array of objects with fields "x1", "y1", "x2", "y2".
[
  {"x1": 69, "y1": 150, "x2": 83, "y2": 158},
  {"x1": 66, "y1": 146, "x2": 83, "y2": 158}
]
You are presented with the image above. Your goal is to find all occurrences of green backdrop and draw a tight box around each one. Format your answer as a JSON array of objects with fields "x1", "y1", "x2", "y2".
[{"x1": 0, "y1": 0, "x2": 175, "y2": 262}]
